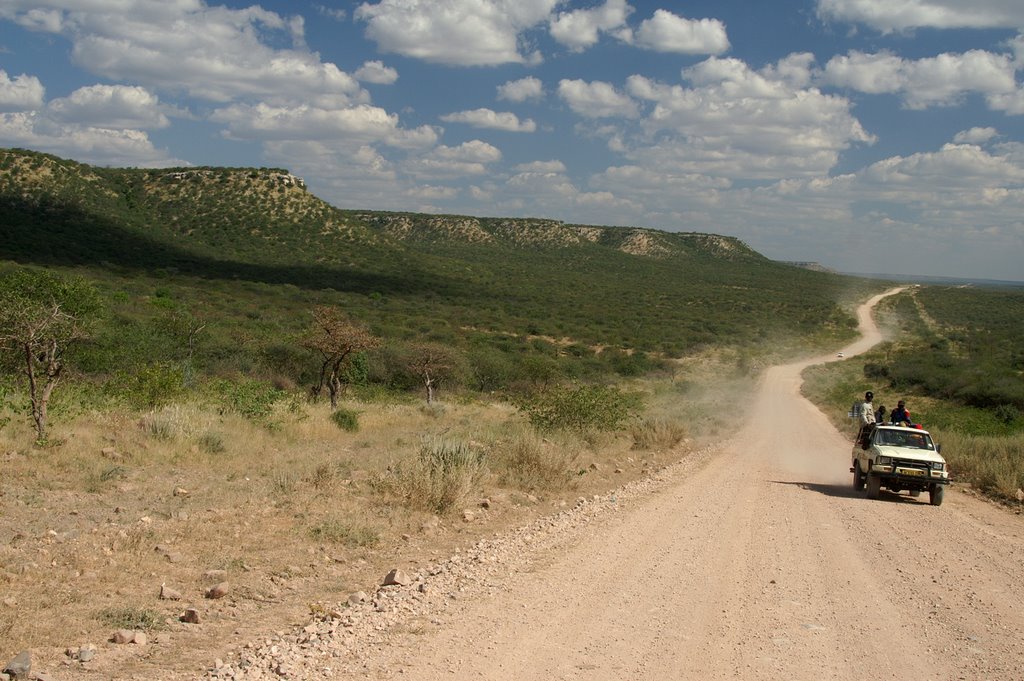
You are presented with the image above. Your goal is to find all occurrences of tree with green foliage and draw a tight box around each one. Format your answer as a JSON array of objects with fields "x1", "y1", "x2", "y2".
[
  {"x1": 406, "y1": 343, "x2": 457, "y2": 403},
  {"x1": 301, "y1": 306, "x2": 379, "y2": 408},
  {"x1": 0, "y1": 269, "x2": 101, "y2": 442}
]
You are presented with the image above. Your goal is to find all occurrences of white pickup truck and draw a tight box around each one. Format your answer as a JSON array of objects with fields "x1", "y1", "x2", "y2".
[{"x1": 851, "y1": 425, "x2": 950, "y2": 506}]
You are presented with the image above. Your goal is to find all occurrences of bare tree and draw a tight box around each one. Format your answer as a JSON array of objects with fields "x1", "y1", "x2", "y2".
[
  {"x1": 406, "y1": 343, "x2": 456, "y2": 404},
  {"x1": 301, "y1": 306, "x2": 379, "y2": 408},
  {"x1": 0, "y1": 270, "x2": 100, "y2": 442}
]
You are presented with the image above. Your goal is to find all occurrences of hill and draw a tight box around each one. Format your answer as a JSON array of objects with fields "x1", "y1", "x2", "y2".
[{"x1": 0, "y1": 147, "x2": 874, "y2": 393}]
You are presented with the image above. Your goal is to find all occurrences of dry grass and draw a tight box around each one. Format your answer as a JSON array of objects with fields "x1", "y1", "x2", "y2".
[
  {"x1": 933, "y1": 429, "x2": 1024, "y2": 501},
  {"x1": 0, "y1": 373, "x2": 727, "y2": 676}
]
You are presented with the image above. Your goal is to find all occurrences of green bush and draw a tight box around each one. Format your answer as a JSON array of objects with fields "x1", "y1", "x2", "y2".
[
  {"x1": 112, "y1": 362, "x2": 186, "y2": 409},
  {"x1": 209, "y1": 378, "x2": 285, "y2": 421},
  {"x1": 330, "y1": 408, "x2": 359, "y2": 432},
  {"x1": 518, "y1": 384, "x2": 643, "y2": 432}
]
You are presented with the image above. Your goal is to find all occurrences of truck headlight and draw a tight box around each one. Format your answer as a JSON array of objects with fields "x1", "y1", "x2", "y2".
[
  {"x1": 876, "y1": 456, "x2": 891, "y2": 465},
  {"x1": 931, "y1": 462, "x2": 945, "y2": 471}
]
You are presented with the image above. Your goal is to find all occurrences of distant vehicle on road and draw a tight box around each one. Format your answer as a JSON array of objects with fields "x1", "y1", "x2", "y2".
[{"x1": 836, "y1": 352, "x2": 844, "y2": 358}]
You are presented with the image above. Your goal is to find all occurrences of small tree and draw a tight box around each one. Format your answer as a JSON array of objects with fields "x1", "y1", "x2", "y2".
[
  {"x1": 406, "y1": 343, "x2": 456, "y2": 403},
  {"x1": 301, "y1": 306, "x2": 379, "y2": 408},
  {"x1": 0, "y1": 269, "x2": 101, "y2": 442}
]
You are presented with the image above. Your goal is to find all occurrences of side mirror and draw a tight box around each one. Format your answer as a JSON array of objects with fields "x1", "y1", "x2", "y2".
[{"x1": 936, "y1": 444, "x2": 942, "y2": 454}]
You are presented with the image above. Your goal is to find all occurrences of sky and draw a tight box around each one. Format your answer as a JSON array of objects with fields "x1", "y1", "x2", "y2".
[{"x1": 1, "y1": 1, "x2": 1023, "y2": 282}]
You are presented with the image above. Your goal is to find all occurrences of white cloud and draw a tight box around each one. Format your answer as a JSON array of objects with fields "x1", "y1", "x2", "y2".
[
  {"x1": 210, "y1": 102, "x2": 437, "y2": 147},
  {"x1": 514, "y1": 160, "x2": 566, "y2": 173},
  {"x1": 355, "y1": 60, "x2": 398, "y2": 85},
  {"x1": 988, "y1": 88, "x2": 1024, "y2": 115},
  {"x1": 634, "y1": 10, "x2": 729, "y2": 54},
  {"x1": 953, "y1": 127, "x2": 998, "y2": 144},
  {"x1": 1, "y1": 1, "x2": 364, "y2": 103},
  {"x1": 606, "y1": 56, "x2": 874, "y2": 181},
  {"x1": 497, "y1": 77, "x2": 544, "y2": 102},
  {"x1": 315, "y1": 4, "x2": 347, "y2": 21},
  {"x1": 0, "y1": 111, "x2": 183, "y2": 167},
  {"x1": 549, "y1": 0, "x2": 633, "y2": 52},
  {"x1": 816, "y1": 0, "x2": 1024, "y2": 33},
  {"x1": 47, "y1": 84, "x2": 170, "y2": 129},
  {"x1": 440, "y1": 108, "x2": 536, "y2": 132},
  {"x1": 402, "y1": 140, "x2": 502, "y2": 179},
  {"x1": 558, "y1": 79, "x2": 640, "y2": 119},
  {"x1": 409, "y1": 184, "x2": 459, "y2": 200},
  {"x1": 0, "y1": 70, "x2": 45, "y2": 111},
  {"x1": 823, "y1": 49, "x2": 1017, "y2": 109},
  {"x1": 355, "y1": 0, "x2": 559, "y2": 66}
]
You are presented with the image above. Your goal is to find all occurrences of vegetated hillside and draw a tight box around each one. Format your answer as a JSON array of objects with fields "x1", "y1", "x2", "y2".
[
  {"x1": 0, "y1": 147, "x2": 871, "y2": 391},
  {"x1": 870, "y1": 286, "x2": 1024, "y2": 427}
]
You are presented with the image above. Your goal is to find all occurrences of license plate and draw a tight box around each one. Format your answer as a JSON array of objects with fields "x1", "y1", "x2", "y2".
[{"x1": 898, "y1": 468, "x2": 925, "y2": 476}]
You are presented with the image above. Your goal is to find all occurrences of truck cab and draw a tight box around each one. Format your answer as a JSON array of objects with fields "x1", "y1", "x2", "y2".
[{"x1": 851, "y1": 425, "x2": 949, "y2": 506}]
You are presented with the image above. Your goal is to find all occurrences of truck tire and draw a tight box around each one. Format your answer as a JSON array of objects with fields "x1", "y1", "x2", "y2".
[
  {"x1": 866, "y1": 474, "x2": 881, "y2": 499},
  {"x1": 853, "y1": 463, "x2": 865, "y2": 490},
  {"x1": 929, "y1": 484, "x2": 944, "y2": 507}
]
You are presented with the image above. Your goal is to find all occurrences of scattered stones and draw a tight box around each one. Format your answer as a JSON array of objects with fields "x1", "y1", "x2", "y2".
[
  {"x1": 347, "y1": 591, "x2": 368, "y2": 605},
  {"x1": 173, "y1": 487, "x2": 190, "y2": 497},
  {"x1": 70, "y1": 645, "x2": 96, "y2": 663},
  {"x1": 461, "y1": 509, "x2": 476, "y2": 523},
  {"x1": 1016, "y1": 488, "x2": 1024, "y2": 502},
  {"x1": 133, "y1": 632, "x2": 148, "y2": 646},
  {"x1": 159, "y1": 584, "x2": 182, "y2": 601},
  {"x1": 3, "y1": 650, "x2": 30, "y2": 680},
  {"x1": 206, "y1": 582, "x2": 231, "y2": 599},
  {"x1": 181, "y1": 608, "x2": 201, "y2": 624},
  {"x1": 204, "y1": 569, "x2": 228, "y2": 581},
  {"x1": 111, "y1": 630, "x2": 135, "y2": 645},
  {"x1": 382, "y1": 569, "x2": 411, "y2": 587},
  {"x1": 479, "y1": 498, "x2": 491, "y2": 509}
]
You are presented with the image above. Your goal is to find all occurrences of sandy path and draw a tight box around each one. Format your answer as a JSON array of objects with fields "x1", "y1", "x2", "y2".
[{"x1": 222, "y1": 290, "x2": 1024, "y2": 680}]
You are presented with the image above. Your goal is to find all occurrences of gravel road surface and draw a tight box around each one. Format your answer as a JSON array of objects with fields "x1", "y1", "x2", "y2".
[{"x1": 220, "y1": 290, "x2": 1024, "y2": 681}]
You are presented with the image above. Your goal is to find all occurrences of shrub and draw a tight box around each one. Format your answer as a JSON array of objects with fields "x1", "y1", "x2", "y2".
[
  {"x1": 139, "y1": 405, "x2": 195, "y2": 441},
  {"x1": 495, "y1": 430, "x2": 578, "y2": 491},
  {"x1": 630, "y1": 417, "x2": 688, "y2": 451},
  {"x1": 374, "y1": 437, "x2": 487, "y2": 514},
  {"x1": 97, "y1": 606, "x2": 163, "y2": 631},
  {"x1": 307, "y1": 520, "x2": 379, "y2": 547},
  {"x1": 210, "y1": 378, "x2": 285, "y2": 421},
  {"x1": 197, "y1": 430, "x2": 226, "y2": 454},
  {"x1": 330, "y1": 408, "x2": 359, "y2": 432},
  {"x1": 518, "y1": 384, "x2": 642, "y2": 432},
  {"x1": 110, "y1": 362, "x2": 187, "y2": 410}
]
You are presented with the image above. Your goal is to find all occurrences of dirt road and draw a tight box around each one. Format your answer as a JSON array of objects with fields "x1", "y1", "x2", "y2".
[{"x1": 225, "y1": 290, "x2": 1024, "y2": 680}]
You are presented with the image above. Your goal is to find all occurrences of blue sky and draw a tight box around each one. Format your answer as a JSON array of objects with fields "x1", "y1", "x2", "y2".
[{"x1": 1, "y1": 0, "x2": 1023, "y2": 281}]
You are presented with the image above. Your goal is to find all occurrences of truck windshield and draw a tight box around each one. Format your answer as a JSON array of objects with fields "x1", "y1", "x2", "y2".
[{"x1": 875, "y1": 429, "x2": 934, "y2": 450}]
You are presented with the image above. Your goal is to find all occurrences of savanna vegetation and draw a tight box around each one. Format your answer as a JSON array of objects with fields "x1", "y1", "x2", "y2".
[
  {"x1": 802, "y1": 285, "x2": 1024, "y2": 502},
  {"x1": 12, "y1": 146, "x2": 1020, "y2": 671}
]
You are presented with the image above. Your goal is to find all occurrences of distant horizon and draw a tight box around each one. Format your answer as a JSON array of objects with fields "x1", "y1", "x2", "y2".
[{"x1": 838, "y1": 271, "x2": 1024, "y2": 287}]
